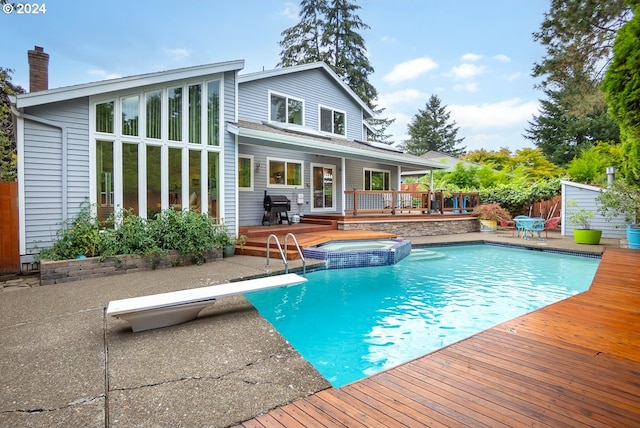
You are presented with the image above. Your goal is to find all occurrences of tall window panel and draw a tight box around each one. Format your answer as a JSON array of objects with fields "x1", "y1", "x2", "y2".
[
  {"x1": 146, "y1": 145, "x2": 162, "y2": 219},
  {"x1": 96, "y1": 102, "x2": 114, "y2": 133},
  {"x1": 122, "y1": 143, "x2": 139, "y2": 215},
  {"x1": 96, "y1": 140, "x2": 114, "y2": 221},
  {"x1": 207, "y1": 80, "x2": 220, "y2": 146},
  {"x1": 146, "y1": 91, "x2": 162, "y2": 139},
  {"x1": 188, "y1": 84, "x2": 201, "y2": 144},
  {"x1": 121, "y1": 96, "x2": 139, "y2": 136},
  {"x1": 188, "y1": 150, "x2": 201, "y2": 211},
  {"x1": 208, "y1": 152, "x2": 219, "y2": 218},
  {"x1": 168, "y1": 148, "x2": 182, "y2": 209},
  {"x1": 168, "y1": 87, "x2": 182, "y2": 141}
]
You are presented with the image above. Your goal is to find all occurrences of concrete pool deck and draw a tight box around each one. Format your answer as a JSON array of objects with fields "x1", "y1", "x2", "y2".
[{"x1": 0, "y1": 231, "x2": 624, "y2": 427}]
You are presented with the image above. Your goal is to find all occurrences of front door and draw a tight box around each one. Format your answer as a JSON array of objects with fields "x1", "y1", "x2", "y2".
[{"x1": 312, "y1": 164, "x2": 335, "y2": 211}]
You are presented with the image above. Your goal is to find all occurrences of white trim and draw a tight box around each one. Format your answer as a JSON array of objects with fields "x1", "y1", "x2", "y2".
[
  {"x1": 268, "y1": 90, "x2": 305, "y2": 126},
  {"x1": 310, "y1": 163, "x2": 336, "y2": 212},
  {"x1": 16, "y1": 116, "x2": 26, "y2": 255},
  {"x1": 228, "y1": 124, "x2": 445, "y2": 169},
  {"x1": 15, "y1": 60, "x2": 244, "y2": 108},
  {"x1": 238, "y1": 154, "x2": 254, "y2": 191},
  {"x1": 266, "y1": 156, "x2": 304, "y2": 189},
  {"x1": 318, "y1": 104, "x2": 347, "y2": 137}
]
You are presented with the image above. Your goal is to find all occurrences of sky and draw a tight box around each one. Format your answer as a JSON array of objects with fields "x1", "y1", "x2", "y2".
[{"x1": 2, "y1": 0, "x2": 551, "y2": 153}]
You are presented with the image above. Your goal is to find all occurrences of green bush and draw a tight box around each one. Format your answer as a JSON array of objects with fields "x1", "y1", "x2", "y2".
[{"x1": 40, "y1": 203, "x2": 227, "y2": 265}]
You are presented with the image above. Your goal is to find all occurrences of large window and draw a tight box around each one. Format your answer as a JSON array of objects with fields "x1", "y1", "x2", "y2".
[
  {"x1": 320, "y1": 107, "x2": 346, "y2": 136},
  {"x1": 268, "y1": 157, "x2": 303, "y2": 187},
  {"x1": 238, "y1": 155, "x2": 253, "y2": 190},
  {"x1": 364, "y1": 169, "x2": 390, "y2": 190},
  {"x1": 93, "y1": 78, "x2": 222, "y2": 220},
  {"x1": 270, "y1": 92, "x2": 303, "y2": 125}
]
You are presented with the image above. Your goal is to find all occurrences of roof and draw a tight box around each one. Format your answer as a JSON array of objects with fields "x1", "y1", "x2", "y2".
[
  {"x1": 239, "y1": 62, "x2": 375, "y2": 119},
  {"x1": 12, "y1": 60, "x2": 245, "y2": 109},
  {"x1": 560, "y1": 180, "x2": 604, "y2": 192},
  {"x1": 228, "y1": 120, "x2": 446, "y2": 170}
]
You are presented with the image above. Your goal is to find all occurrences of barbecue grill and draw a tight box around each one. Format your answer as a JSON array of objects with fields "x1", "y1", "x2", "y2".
[{"x1": 262, "y1": 191, "x2": 291, "y2": 225}]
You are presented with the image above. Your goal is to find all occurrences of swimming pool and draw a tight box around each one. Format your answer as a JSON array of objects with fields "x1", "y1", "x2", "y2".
[{"x1": 245, "y1": 244, "x2": 600, "y2": 388}]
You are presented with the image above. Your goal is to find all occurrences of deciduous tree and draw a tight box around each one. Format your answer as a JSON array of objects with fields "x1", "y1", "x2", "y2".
[{"x1": 0, "y1": 67, "x2": 25, "y2": 181}]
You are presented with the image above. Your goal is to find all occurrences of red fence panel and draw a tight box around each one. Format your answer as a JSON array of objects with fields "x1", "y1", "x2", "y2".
[{"x1": 0, "y1": 181, "x2": 20, "y2": 274}]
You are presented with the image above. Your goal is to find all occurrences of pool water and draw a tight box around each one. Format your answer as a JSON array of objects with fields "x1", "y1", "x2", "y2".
[{"x1": 245, "y1": 244, "x2": 599, "y2": 388}]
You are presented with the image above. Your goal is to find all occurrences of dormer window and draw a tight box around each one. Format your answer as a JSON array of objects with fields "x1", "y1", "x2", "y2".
[
  {"x1": 270, "y1": 91, "x2": 303, "y2": 125},
  {"x1": 319, "y1": 106, "x2": 346, "y2": 136}
]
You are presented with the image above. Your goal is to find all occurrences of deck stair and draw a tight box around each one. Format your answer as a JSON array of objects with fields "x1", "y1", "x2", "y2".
[{"x1": 236, "y1": 215, "x2": 396, "y2": 259}]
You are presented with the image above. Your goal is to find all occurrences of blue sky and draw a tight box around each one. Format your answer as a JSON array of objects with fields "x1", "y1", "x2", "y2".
[{"x1": 2, "y1": 0, "x2": 550, "y2": 153}]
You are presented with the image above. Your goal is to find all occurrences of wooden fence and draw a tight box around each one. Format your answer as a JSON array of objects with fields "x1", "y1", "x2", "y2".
[{"x1": 0, "y1": 181, "x2": 19, "y2": 274}]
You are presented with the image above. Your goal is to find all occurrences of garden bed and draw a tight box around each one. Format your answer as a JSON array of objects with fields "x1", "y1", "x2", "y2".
[{"x1": 39, "y1": 249, "x2": 222, "y2": 285}]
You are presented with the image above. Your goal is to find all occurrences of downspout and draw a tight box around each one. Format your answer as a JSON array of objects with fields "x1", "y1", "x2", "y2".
[{"x1": 11, "y1": 104, "x2": 69, "y2": 220}]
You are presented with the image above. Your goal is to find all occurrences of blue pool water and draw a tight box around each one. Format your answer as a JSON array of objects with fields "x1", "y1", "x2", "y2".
[{"x1": 245, "y1": 244, "x2": 600, "y2": 387}]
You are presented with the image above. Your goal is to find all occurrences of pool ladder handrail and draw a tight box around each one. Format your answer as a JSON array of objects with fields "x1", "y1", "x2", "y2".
[{"x1": 266, "y1": 233, "x2": 306, "y2": 274}]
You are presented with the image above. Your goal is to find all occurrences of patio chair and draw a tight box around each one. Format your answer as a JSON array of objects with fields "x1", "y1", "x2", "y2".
[
  {"x1": 543, "y1": 216, "x2": 561, "y2": 238},
  {"x1": 498, "y1": 216, "x2": 517, "y2": 237}
]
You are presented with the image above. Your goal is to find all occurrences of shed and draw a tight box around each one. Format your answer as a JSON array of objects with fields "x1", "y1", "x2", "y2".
[{"x1": 561, "y1": 180, "x2": 626, "y2": 239}]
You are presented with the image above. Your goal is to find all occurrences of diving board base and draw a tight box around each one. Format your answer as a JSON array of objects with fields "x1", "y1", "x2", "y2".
[{"x1": 107, "y1": 273, "x2": 307, "y2": 332}]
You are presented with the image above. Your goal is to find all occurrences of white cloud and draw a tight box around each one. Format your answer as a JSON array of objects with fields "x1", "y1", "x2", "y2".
[
  {"x1": 493, "y1": 54, "x2": 511, "y2": 63},
  {"x1": 449, "y1": 98, "x2": 540, "y2": 129},
  {"x1": 506, "y1": 72, "x2": 523, "y2": 82},
  {"x1": 164, "y1": 48, "x2": 190, "y2": 60},
  {"x1": 381, "y1": 35, "x2": 397, "y2": 43},
  {"x1": 378, "y1": 88, "x2": 426, "y2": 109},
  {"x1": 453, "y1": 83, "x2": 480, "y2": 93},
  {"x1": 383, "y1": 57, "x2": 438, "y2": 84},
  {"x1": 461, "y1": 53, "x2": 482, "y2": 62},
  {"x1": 449, "y1": 63, "x2": 486, "y2": 80},
  {"x1": 87, "y1": 69, "x2": 122, "y2": 80},
  {"x1": 280, "y1": 2, "x2": 298, "y2": 20}
]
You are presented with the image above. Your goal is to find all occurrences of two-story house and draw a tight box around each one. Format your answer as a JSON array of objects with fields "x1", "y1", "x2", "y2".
[{"x1": 10, "y1": 48, "x2": 443, "y2": 269}]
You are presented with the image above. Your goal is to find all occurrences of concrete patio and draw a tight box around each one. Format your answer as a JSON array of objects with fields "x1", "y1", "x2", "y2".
[{"x1": 0, "y1": 231, "x2": 623, "y2": 427}]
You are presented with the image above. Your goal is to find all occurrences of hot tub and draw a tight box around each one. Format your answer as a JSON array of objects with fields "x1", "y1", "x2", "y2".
[{"x1": 302, "y1": 239, "x2": 411, "y2": 269}]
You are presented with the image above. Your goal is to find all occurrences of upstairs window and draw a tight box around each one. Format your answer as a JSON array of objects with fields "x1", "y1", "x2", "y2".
[
  {"x1": 96, "y1": 101, "x2": 114, "y2": 133},
  {"x1": 270, "y1": 92, "x2": 303, "y2": 125},
  {"x1": 320, "y1": 107, "x2": 346, "y2": 136},
  {"x1": 121, "y1": 96, "x2": 139, "y2": 136}
]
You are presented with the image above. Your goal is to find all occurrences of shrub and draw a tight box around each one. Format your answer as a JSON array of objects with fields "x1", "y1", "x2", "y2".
[{"x1": 39, "y1": 202, "x2": 102, "y2": 260}]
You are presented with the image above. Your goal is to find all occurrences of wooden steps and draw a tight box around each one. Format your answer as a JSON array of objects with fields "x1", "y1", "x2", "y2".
[{"x1": 236, "y1": 216, "x2": 396, "y2": 259}]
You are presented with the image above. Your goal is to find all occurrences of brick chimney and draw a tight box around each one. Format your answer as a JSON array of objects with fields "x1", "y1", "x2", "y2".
[{"x1": 28, "y1": 46, "x2": 49, "y2": 92}]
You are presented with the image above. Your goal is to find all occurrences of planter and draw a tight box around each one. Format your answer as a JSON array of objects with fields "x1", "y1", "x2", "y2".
[
  {"x1": 627, "y1": 224, "x2": 640, "y2": 249},
  {"x1": 573, "y1": 229, "x2": 602, "y2": 245},
  {"x1": 479, "y1": 219, "x2": 497, "y2": 233},
  {"x1": 223, "y1": 244, "x2": 236, "y2": 257}
]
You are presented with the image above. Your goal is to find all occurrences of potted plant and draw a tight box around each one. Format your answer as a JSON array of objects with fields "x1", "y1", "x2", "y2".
[
  {"x1": 596, "y1": 180, "x2": 640, "y2": 249},
  {"x1": 473, "y1": 203, "x2": 511, "y2": 233},
  {"x1": 567, "y1": 202, "x2": 602, "y2": 245}
]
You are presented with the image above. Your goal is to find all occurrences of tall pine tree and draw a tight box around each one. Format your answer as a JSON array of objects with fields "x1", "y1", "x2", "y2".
[
  {"x1": 278, "y1": 0, "x2": 394, "y2": 143},
  {"x1": 401, "y1": 95, "x2": 466, "y2": 157}
]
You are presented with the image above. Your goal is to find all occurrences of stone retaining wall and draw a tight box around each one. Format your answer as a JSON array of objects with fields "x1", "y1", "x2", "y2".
[
  {"x1": 338, "y1": 217, "x2": 480, "y2": 236},
  {"x1": 40, "y1": 249, "x2": 222, "y2": 286}
]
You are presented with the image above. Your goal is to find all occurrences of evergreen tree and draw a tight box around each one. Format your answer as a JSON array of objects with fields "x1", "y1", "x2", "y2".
[
  {"x1": 278, "y1": 0, "x2": 394, "y2": 143},
  {"x1": 602, "y1": 2, "x2": 640, "y2": 184},
  {"x1": 401, "y1": 95, "x2": 466, "y2": 157},
  {"x1": 524, "y1": 87, "x2": 619, "y2": 166},
  {"x1": 0, "y1": 68, "x2": 25, "y2": 181}
]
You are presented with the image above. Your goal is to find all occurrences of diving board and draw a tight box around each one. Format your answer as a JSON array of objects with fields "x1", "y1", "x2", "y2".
[{"x1": 107, "y1": 273, "x2": 307, "y2": 332}]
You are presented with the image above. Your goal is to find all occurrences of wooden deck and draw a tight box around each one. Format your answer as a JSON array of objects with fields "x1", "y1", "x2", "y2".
[{"x1": 234, "y1": 247, "x2": 640, "y2": 427}]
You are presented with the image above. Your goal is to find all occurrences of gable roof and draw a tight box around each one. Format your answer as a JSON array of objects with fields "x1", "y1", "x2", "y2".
[
  {"x1": 239, "y1": 62, "x2": 375, "y2": 118},
  {"x1": 228, "y1": 120, "x2": 446, "y2": 170},
  {"x1": 12, "y1": 60, "x2": 245, "y2": 109}
]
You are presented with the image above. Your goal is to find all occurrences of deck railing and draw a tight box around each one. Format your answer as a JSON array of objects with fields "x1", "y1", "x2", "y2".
[{"x1": 344, "y1": 190, "x2": 480, "y2": 216}]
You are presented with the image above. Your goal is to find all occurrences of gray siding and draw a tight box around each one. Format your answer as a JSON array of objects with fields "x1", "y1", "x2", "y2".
[
  {"x1": 23, "y1": 98, "x2": 90, "y2": 252},
  {"x1": 222, "y1": 70, "x2": 237, "y2": 232},
  {"x1": 237, "y1": 144, "x2": 343, "y2": 226},
  {"x1": 562, "y1": 182, "x2": 625, "y2": 238},
  {"x1": 344, "y1": 159, "x2": 400, "y2": 190},
  {"x1": 239, "y1": 69, "x2": 364, "y2": 141}
]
